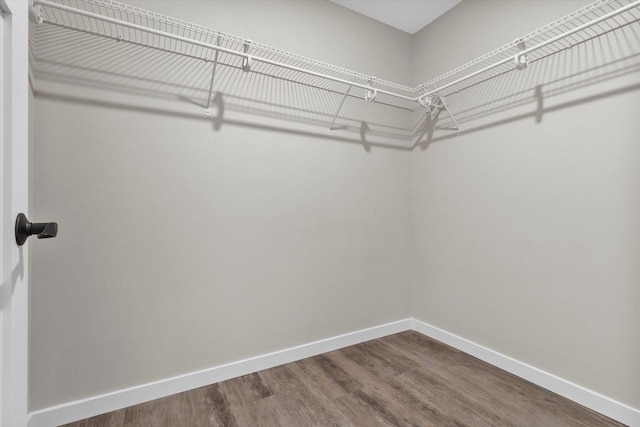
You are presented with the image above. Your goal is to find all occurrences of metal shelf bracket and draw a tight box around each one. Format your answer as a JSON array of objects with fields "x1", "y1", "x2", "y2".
[
  {"x1": 418, "y1": 90, "x2": 462, "y2": 135},
  {"x1": 439, "y1": 95, "x2": 462, "y2": 135},
  {"x1": 328, "y1": 85, "x2": 352, "y2": 135},
  {"x1": 364, "y1": 87, "x2": 377, "y2": 103},
  {"x1": 205, "y1": 35, "x2": 222, "y2": 116},
  {"x1": 514, "y1": 38, "x2": 529, "y2": 70},
  {"x1": 31, "y1": 0, "x2": 44, "y2": 24},
  {"x1": 364, "y1": 79, "x2": 377, "y2": 102},
  {"x1": 241, "y1": 40, "x2": 252, "y2": 72}
]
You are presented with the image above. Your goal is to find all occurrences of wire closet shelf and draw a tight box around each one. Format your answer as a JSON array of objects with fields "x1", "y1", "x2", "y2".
[{"x1": 31, "y1": 0, "x2": 640, "y2": 138}]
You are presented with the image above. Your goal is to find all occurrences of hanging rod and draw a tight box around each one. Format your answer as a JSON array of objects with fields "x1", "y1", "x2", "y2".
[
  {"x1": 31, "y1": 0, "x2": 640, "y2": 123},
  {"x1": 417, "y1": 0, "x2": 640, "y2": 102},
  {"x1": 32, "y1": 0, "x2": 417, "y2": 103}
]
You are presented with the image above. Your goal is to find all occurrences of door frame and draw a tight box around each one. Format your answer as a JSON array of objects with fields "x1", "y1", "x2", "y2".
[{"x1": 0, "y1": 0, "x2": 31, "y2": 426}]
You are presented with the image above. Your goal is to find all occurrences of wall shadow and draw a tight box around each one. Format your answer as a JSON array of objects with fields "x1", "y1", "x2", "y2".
[
  {"x1": 32, "y1": 90, "x2": 414, "y2": 152},
  {"x1": 30, "y1": 21, "x2": 415, "y2": 151}
]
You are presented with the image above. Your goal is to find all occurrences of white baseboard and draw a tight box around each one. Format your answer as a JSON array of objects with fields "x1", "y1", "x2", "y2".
[
  {"x1": 411, "y1": 318, "x2": 640, "y2": 427},
  {"x1": 28, "y1": 317, "x2": 640, "y2": 427},
  {"x1": 27, "y1": 318, "x2": 413, "y2": 427}
]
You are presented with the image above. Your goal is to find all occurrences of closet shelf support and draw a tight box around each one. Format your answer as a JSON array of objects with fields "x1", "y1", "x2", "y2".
[
  {"x1": 205, "y1": 35, "x2": 222, "y2": 116},
  {"x1": 418, "y1": 92, "x2": 461, "y2": 135},
  {"x1": 242, "y1": 41, "x2": 252, "y2": 72},
  {"x1": 364, "y1": 79, "x2": 377, "y2": 102},
  {"x1": 514, "y1": 39, "x2": 529, "y2": 70},
  {"x1": 31, "y1": 2, "x2": 44, "y2": 24},
  {"x1": 439, "y1": 95, "x2": 461, "y2": 135},
  {"x1": 328, "y1": 85, "x2": 352, "y2": 135}
]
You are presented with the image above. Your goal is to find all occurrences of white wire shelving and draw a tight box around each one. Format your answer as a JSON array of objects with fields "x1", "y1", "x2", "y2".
[{"x1": 30, "y1": 0, "x2": 640, "y2": 142}]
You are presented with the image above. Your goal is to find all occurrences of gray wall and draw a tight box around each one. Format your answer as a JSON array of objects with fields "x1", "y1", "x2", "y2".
[
  {"x1": 410, "y1": 0, "x2": 640, "y2": 408},
  {"x1": 29, "y1": 0, "x2": 640, "y2": 414},
  {"x1": 29, "y1": 0, "x2": 413, "y2": 410}
]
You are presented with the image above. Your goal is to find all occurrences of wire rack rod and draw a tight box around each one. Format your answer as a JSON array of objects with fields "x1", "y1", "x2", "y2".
[
  {"x1": 34, "y1": 0, "x2": 416, "y2": 102},
  {"x1": 417, "y1": 0, "x2": 619, "y2": 91},
  {"x1": 79, "y1": 0, "x2": 415, "y2": 93},
  {"x1": 418, "y1": 0, "x2": 640, "y2": 100},
  {"x1": 31, "y1": 0, "x2": 640, "y2": 137}
]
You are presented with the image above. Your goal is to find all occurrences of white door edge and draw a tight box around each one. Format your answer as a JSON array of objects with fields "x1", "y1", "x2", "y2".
[{"x1": 1, "y1": 1, "x2": 31, "y2": 426}]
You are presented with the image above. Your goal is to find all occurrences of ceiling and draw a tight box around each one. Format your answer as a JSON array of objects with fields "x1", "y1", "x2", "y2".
[{"x1": 330, "y1": 0, "x2": 462, "y2": 35}]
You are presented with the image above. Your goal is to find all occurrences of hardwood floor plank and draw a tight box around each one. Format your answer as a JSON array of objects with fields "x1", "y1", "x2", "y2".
[
  {"x1": 259, "y1": 364, "x2": 348, "y2": 426},
  {"x1": 327, "y1": 349, "x2": 466, "y2": 426},
  {"x1": 385, "y1": 333, "x2": 580, "y2": 425},
  {"x1": 331, "y1": 394, "x2": 393, "y2": 427},
  {"x1": 206, "y1": 383, "x2": 238, "y2": 427},
  {"x1": 62, "y1": 331, "x2": 625, "y2": 427},
  {"x1": 312, "y1": 354, "x2": 364, "y2": 395},
  {"x1": 385, "y1": 332, "x2": 618, "y2": 427},
  {"x1": 355, "y1": 337, "x2": 521, "y2": 426}
]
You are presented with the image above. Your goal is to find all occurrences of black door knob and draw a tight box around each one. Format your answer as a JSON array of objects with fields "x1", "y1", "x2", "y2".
[{"x1": 15, "y1": 213, "x2": 58, "y2": 246}]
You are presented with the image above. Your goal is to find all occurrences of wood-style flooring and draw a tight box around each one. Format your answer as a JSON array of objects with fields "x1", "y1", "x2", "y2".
[{"x1": 64, "y1": 331, "x2": 624, "y2": 426}]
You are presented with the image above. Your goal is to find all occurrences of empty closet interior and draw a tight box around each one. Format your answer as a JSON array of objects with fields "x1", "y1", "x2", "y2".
[{"x1": 25, "y1": 0, "x2": 640, "y2": 425}]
